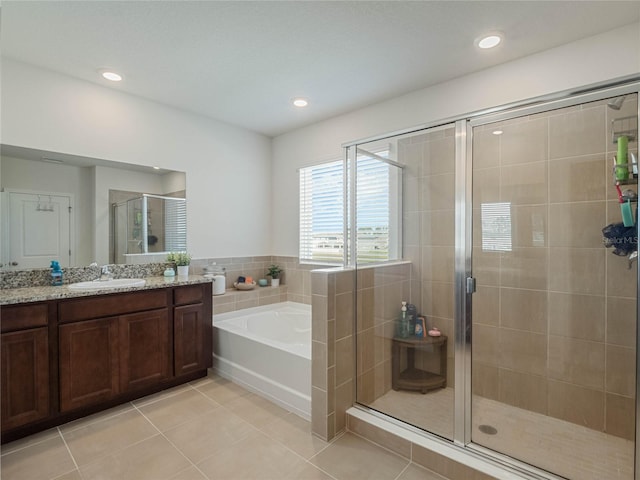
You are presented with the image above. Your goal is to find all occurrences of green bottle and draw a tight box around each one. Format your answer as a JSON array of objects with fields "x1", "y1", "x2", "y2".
[{"x1": 616, "y1": 135, "x2": 629, "y2": 181}]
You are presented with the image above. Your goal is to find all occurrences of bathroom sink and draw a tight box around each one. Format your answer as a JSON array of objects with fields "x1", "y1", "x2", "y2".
[{"x1": 69, "y1": 278, "x2": 146, "y2": 290}]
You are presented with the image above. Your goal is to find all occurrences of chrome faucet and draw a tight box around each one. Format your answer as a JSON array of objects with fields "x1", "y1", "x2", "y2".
[{"x1": 99, "y1": 265, "x2": 114, "y2": 281}]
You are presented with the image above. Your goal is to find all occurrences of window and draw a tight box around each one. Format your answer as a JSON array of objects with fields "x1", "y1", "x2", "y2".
[
  {"x1": 299, "y1": 150, "x2": 401, "y2": 265},
  {"x1": 299, "y1": 160, "x2": 345, "y2": 264}
]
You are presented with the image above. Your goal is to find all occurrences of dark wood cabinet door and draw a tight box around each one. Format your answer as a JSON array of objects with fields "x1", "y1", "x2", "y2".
[
  {"x1": 1, "y1": 328, "x2": 49, "y2": 430},
  {"x1": 119, "y1": 309, "x2": 170, "y2": 392},
  {"x1": 59, "y1": 317, "x2": 119, "y2": 412},
  {"x1": 174, "y1": 303, "x2": 205, "y2": 376}
]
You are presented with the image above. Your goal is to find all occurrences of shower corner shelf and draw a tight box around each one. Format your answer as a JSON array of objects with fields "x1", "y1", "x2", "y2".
[{"x1": 391, "y1": 335, "x2": 447, "y2": 393}]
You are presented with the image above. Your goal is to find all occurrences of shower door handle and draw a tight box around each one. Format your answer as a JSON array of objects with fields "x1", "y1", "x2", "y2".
[{"x1": 466, "y1": 277, "x2": 476, "y2": 294}]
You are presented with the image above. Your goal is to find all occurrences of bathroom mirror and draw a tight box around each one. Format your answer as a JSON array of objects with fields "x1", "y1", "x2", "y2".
[{"x1": 0, "y1": 144, "x2": 186, "y2": 269}]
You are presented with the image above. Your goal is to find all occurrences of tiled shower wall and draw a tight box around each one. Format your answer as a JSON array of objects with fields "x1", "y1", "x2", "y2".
[
  {"x1": 310, "y1": 263, "x2": 413, "y2": 441},
  {"x1": 472, "y1": 96, "x2": 638, "y2": 440},
  {"x1": 400, "y1": 127, "x2": 457, "y2": 388}
]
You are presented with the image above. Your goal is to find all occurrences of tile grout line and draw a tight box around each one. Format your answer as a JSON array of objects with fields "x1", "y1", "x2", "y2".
[
  {"x1": 131, "y1": 401, "x2": 213, "y2": 480},
  {"x1": 56, "y1": 425, "x2": 83, "y2": 479}
]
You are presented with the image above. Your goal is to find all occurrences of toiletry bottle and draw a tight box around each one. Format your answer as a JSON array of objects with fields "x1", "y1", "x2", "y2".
[
  {"x1": 616, "y1": 135, "x2": 629, "y2": 181},
  {"x1": 397, "y1": 301, "x2": 410, "y2": 338},
  {"x1": 407, "y1": 303, "x2": 417, "y2": 336},
  {"x1": 50, "y1": 260, "x2": 63, "y2": 286}
]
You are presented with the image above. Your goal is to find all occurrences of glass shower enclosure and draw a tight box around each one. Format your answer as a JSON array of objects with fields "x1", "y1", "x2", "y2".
[
  {"x1": 112, "y1": 194, "x2": 186, "y2": 263},
  {"x1": 350, "y1": 83, "x2": 639, "y2": 480}
]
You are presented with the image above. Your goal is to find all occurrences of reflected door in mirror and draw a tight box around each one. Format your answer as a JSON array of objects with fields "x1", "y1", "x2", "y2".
[{"x1": 5, "y1": 191, "x2": 73, "y2": 269}]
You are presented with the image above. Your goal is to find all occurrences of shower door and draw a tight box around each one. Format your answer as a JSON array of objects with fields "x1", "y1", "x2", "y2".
[
  {"x1": 354, "y1": 124, "x2": 457, "y2": 440},
  {"x1": 469, "y1": 92, "x2": 638, "y2": 479}
]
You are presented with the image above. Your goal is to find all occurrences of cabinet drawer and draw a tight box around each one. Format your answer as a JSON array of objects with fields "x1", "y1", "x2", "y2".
[
  {"x1": 1, "y1": 303, "x2": 48, "y2": 333},
  {"x1": 59, "y1": 289, "x2": 168, "y2": 323},
  {"x1": 174, "y1": 285, "x2": 203, "y2": 306}
]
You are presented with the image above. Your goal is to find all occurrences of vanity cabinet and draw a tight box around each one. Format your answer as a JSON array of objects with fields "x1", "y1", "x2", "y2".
[
  {"x1": 1, "y1": 281, "x2": 212, "y2": 443},
  {"x1": 1, "y1": 303, "x2": 50, "y2": 431}
]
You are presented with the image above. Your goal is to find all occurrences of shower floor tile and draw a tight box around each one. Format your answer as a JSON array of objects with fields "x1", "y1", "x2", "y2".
[{"x1": 369, "y1": 387, "x2": 634, "y2": 480}]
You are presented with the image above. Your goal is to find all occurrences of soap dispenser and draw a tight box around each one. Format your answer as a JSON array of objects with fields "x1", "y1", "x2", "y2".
[
  {"x1": 50, "y1": 260, "x2": 63, "y2": 286},
  {"x1": 397, "y1": 301, "x2": 410, "y2": 338}
]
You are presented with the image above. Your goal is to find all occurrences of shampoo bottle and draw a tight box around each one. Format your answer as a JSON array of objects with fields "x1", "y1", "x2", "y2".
[{"x1": 50, "y1": 260, "x2": 63, "y2": 286}]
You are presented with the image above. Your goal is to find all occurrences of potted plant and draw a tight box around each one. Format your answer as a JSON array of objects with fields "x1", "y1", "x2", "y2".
[
  {"x1": 167, "y1": 252, "x2": 191, "y2": 277},
  {"x1": 266, "y1": 264, "x2": 283, "y2": 287}
]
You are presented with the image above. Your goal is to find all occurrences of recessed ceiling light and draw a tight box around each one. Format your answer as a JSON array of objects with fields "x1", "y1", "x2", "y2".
[
  {"x1": 101, "y1": 71, "x2": 123, "y2": 82},
  {"x1": 492, "y1": 130, "x2": 504, "y2": 135},
  {"x1": 293, "y1": 98, "x2": 309, "y2": 108},
  {"x1": 478, "y1": 34, "x2": 502, "y2": 49},
  {"x1": 153, "y1": 166, "x2": 161, "y2": 170}
]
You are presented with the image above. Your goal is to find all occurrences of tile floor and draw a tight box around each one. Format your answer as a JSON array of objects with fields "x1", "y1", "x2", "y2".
[
  {"x1": 370, "y1": 387, "x2": 634, "y2": 480},
  {"x1": 1, "y1": 371, "x2": 447, "y2": 480}
]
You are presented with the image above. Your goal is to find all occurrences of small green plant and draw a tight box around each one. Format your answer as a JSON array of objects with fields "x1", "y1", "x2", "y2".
[
  {"x1": 266, "y1": 264, "x2": 283, "y2": 279},
  {"x1": 167, "y1": 252, "x2": 191, "y2": 266}
]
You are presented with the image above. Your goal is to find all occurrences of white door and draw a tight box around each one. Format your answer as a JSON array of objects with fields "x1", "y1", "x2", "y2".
[{"x1": 5, "y1": 191, "x2": 72, "y2": 269}]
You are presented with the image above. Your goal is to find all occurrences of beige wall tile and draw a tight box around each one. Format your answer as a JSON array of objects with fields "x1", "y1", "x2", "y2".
[
  {"x1": 312, "y1": 341, "x2": 327, "y2": 390},
  {"x1": 421, "y1": 246, "x2": 454, "y2": 283},
  {"x1": 548, "y1": 335, "x2": 605, "y2": 390},
  {"x1": 357, "y1": 370, "x2": 375, "y2": 404},
  {"x1": 549, "y1": 106, "x2": 606, "y2": 159},
  {"x1": 421, "y1": 281, "x2": 454, "y2": 319},
  {"x1": 606, "y1": 393, "x2": 636, "y2": 441},
  {"x1": 498, "y1": 368, "x2": 548, "y2": 415},
  {"x1": 472, "y1": 324, "x2": 499, "y2": 367},
  {"x1": 472, "y1": 285, "x2": 499, "y2": 327},
  {"x1": 472, "y1": 129, "x2": 500, "y2": 170},
  {"x1": 500, "y1": 161, "x2": 548, "y2": 206},
  {"x1": 422, "y1": 210, "x2": 455, "y2": 247},
  {"x1": 335, "y1": 292, "x2": 354, "y2": 340},
  {"x1": 500, "y1": 288, "x2": 547, "y2": 333},
  {"x1": 472, "y1": 363, "x2": 499, "y2": 401},
  {"x1": 547, "y1": 380, "x2": 604, "y2": 431},
  {"x1": 404, "y1": 212, "x2": 421, "y2": 245},
  {"x1": 500, "y1": 117, "x2": 548, "y2": 166},
  {"x1": 311, "y1": 386, "x2": 328, "y2": 439},
  {"x1": 335, "y1": 380, "x2": 354, "y2": 433},
  {"x1": 472, "y1": 167, "x2": 501, "y2": 207},
  {"x1": 421, "y1": 173, "x2": 455, "y2": 211},
  {"x1": 312, "y1": 294, "x2": 328, "y2": 342},
  {"x1": 357, "y1": 328, "x2": 376, "y2": 375},
  {"x1": 498, "y1": 329, "x2": 546, "y2": 376},
  {"x1": 548, "y1": 292, "x2": 605, "y2": 342},
  {"x1": 423, "y1": 135, "x2": 455, "y2": 176},
  {"x1": 549, "y1": 248, "x2": 605, "y2": 295},
  {"x1": 472, "y1": 249, "x2": 500, "y2": 287},
  {"x1": 511, "y1": 204, "x2": 547, "y2": 248},
  {"x1": 549, "y1": 155, "x2": 607, "y2": 203},
  {"x1": 549, "y1": 202, "x2": 606, "y2": 248},
  {"x1": 335, "y1": 336, "x2": 354, "y2": 386},
  {"x1": 357, "y1": 286, "x2": 375, "y2": 332},
  {"x1": 606, "y1": 345, "x2": 635, "y2": 396},
  {"x1": 607, "y1": 296, "x2": 637, "y2": 347},
  {"x1": 500, "y1": 247, "x2": 548, "y2": 290},
  {"x1": 606, "y1": 254, "x2": 638, "y2": 298},
  {"x1": 335, "y1": 270, "x2": 354, "y2": 295}
]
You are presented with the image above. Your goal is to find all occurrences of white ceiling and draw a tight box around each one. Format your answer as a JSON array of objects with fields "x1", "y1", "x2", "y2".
[{"x1": 1, "y1": 1, "x2": 639, "y2": 137}]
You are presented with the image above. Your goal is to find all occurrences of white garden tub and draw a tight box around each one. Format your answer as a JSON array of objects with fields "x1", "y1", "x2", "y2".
[{"x1": 212, "y1": 302, "x2": 311, "y2": 419}]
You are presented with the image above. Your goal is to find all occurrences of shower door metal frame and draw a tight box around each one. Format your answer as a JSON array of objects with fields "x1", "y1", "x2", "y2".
[
  {"x1": 463, "y1": 81, "x2": 640, "y2": 480},
  {"x1": 344, "y1": 75, "x2": 640, "y2": 480}
]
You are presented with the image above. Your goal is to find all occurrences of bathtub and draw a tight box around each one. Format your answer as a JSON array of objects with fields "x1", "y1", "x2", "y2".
[{"x1": 212, "y1": 302, "x2": 311, "y2": 419}]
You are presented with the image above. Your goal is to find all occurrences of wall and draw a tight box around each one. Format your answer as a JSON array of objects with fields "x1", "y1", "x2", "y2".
[
  {"x1": 272, "y1": 23, "x2": 640, "y2": 257},
  {"x1": 1, "y1": 58, "x2": 272, "y2": 259}
]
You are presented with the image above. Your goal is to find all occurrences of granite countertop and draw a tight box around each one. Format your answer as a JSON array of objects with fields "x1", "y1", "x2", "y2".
[{"x1": 0, "y1": 275, "x2": 213, "y2": 306}]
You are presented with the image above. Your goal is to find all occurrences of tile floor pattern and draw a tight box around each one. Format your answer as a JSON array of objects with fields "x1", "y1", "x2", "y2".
[
  {"x1": 1, "y1": 371, "x2": 448, "y2": 480},
  {"x1": 371, "y1": 387, "x2": 634, "y2": 480}
]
